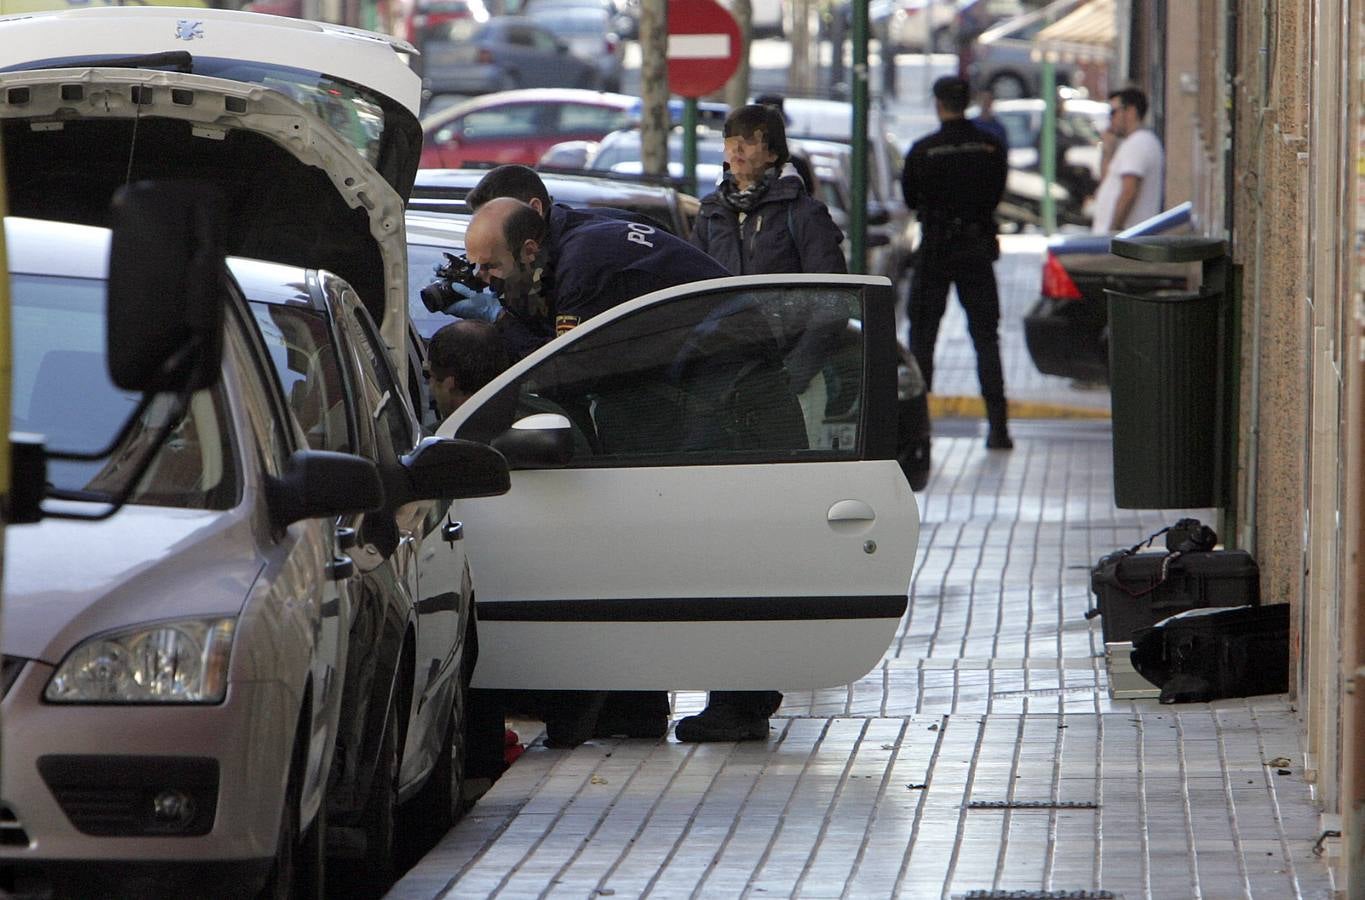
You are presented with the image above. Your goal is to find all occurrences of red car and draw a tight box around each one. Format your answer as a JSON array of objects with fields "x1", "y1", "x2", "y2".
[
  {"x1": 419, "y1": 88, "x2": 637, "y2": 168},
  {"x1": 400, "y1": 0, "x2": 490, "y2": 47}
]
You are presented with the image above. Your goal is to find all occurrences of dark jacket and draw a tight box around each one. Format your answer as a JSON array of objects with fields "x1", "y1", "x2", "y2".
[
  {"x1": 901, "y1": 118, "x2": 1008, "y2": 239},
  {"x1": 496, "y1": 205, "x2": 729, "y2": 359},
  {"x1": 690, "y1": 173, "x2": 847, "y2": 276}
]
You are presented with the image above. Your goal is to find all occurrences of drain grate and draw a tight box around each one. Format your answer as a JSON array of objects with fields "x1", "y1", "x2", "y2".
[
  {"x1": 967, "y1": 800, "x2": 1098, "y2": 810},
  {"x1": 956, "y1": 891, "x2": 1120, "y2": 899}
]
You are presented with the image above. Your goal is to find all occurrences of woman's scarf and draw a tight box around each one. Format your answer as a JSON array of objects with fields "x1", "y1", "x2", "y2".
[{"x1": 718, "y1": 166, "x2": 779, "y2": 213}]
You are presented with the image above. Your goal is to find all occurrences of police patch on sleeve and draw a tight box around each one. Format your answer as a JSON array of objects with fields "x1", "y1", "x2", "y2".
[{"x1": 555, "y1": 314, "x2": 581, "y2": 336}]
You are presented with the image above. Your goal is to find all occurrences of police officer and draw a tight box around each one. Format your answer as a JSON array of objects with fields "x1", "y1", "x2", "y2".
[
  {"x1": 464, "y1": 197, "x2": 728, "y2": 360},
  {"x1": 902, "y1": 75, "x2": 1013, "y2": 450}
]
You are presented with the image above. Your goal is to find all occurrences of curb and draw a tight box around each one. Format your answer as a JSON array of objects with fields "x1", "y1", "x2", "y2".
[{"x1": 928, "y1": 395, "x2": 1111, "y2": 420}]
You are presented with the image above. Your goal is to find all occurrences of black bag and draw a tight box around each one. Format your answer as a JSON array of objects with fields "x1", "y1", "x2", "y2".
[
  {"x1": 1129, "y1": 604, "x2": 1290, "y2": 704},
  {"x1": 1087, "y1": 519, "x2": 1258, "y2": 644}
]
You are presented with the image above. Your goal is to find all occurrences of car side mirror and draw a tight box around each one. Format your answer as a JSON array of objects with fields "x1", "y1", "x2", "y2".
[
  {"x1": 401, "y1": 436, "x2": 511, "y2": 499},
  {"x1": 106, "y1": 180, "x2": 227, "y2": 394},
  {"x1": 491, "y1": 413, "x2": 575, "y2": 468},
  {"x1": 269, "y1": 449, "x2": 385, "y2": 528}
]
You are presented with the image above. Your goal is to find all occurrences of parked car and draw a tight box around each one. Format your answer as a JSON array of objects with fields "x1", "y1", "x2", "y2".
[
  {"x1": 240, "y1": 257, "x2": 510, "y2": 887},
  {"x1": 964, "y1": 0, "x2": 1084, "y2": 98},
  {"x1": 519, "y1": 0, "x2": 638, "y2": 40},
  {"x1": 879, "y1": 0, "x2": 966, "y2": 52},
  {"x1": 399, "y1": 0, "x2": 491, "y2": 52},
  {"x1": 586, "y1": 125, "x2": 728, "y2": 188},
  {"x1": 420, "y1": 89, "x2": 639, "y2": 168},
  {"x1": 1024, "y1": 203, "x2": 1193, "y2": 383},
  {"x1": 0, "y1": 212, "x2": 382, "y2": 899},
  {"x1": 972, "y1": 95, "x2": 1107, "y2": 229},
  {"x1": 536, "y1": 4, "x2": 626, "y2": 92},
  {"x1": 419, "y1": 16, "x2": 603, "y2": 99},
  {"x1": 0, "y1": 8, "x2": 498, "y2": 893}
]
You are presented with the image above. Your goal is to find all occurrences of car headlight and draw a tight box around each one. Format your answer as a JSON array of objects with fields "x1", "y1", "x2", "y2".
[{"x1": 45, "y1": 618, "x2": 235, "y2": 704}]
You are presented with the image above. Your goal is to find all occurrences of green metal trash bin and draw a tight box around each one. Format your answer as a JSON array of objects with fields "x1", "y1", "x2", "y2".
[{"x1": 1106, "y1": 233, "x2": 1228, "y2": 509}]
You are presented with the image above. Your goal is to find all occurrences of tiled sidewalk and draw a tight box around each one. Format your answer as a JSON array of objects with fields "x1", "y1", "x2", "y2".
[{"x1": 387, "y1": 244, "x2": 1335, "y2": 900}]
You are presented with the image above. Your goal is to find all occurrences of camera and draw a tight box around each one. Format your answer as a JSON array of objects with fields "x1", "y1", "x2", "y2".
[{"x1": 419, "y1": 252, "x2": 487, "y2": 314}]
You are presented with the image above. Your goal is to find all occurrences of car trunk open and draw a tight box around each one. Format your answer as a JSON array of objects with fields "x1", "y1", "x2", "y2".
[{"x1": 0, "y1": 69, "x2": 411, "y2": 372}]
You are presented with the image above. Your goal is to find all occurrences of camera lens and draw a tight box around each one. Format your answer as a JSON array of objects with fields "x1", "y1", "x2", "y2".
[{"x1": 420, "y1": 280, "x2": 458, "y2": 314}]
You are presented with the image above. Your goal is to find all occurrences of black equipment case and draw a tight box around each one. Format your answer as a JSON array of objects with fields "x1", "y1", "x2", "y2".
[
  {"x1": 1090, "y1": 548, "x2": 1260, "y2": 644},
  {"x1": 1130, "y1": 603, "x2": 1290, "y2": 704}
]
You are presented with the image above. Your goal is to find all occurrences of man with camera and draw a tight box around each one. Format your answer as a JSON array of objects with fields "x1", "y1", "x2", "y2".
[{"x1": 460, "y1": 196, "x2": 728, "y2": 360}]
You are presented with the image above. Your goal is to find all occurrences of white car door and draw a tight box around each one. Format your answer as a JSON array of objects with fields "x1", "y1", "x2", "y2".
[{"x1": 440, "y1": 274, "x2": 919, "y2": 691}]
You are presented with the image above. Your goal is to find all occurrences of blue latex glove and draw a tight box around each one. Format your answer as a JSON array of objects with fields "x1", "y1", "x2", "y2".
[{"x1": 446, "y1": 283, "x2": 503, "y2": 322}]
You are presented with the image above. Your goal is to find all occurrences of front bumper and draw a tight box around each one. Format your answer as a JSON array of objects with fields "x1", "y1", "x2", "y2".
[{"x1": 0, "y1": 661, "x2": 295, "y2": 878}]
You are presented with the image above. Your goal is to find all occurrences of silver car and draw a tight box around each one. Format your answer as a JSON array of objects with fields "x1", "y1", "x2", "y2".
[{"x1": 1, "y1": 215, "x2": 382, "y2": 897}]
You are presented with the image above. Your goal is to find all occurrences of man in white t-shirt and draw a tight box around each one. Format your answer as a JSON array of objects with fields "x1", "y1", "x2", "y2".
[{"x1": 1091, "y1": 87, "x2": 1164, "y2": 233}]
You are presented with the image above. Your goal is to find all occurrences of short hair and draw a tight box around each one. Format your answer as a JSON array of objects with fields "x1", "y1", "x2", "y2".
[
  {"x1": 932, "y1": 76, "x2": 970, "y2": 114},
  {"x1": 503, "y1": 201, "x2": 548, "y2": 251},
  {"x1": 467, "y1": 164, "x2": 551, "y2": 212},
  {"x1": 1108, "y1": 87, "x2": 1148, "y2": 120},
  {"x1": 722, "y1": 103, "x2": 790, "y2": 170},
  {"x1": 427, "y1": 319, "x2": 510, "y2": 393}
]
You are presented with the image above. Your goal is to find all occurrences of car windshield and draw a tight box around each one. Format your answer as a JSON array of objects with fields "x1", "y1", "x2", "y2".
[
  {"x1": 10, "y1": 273, "x2": 239, "y2": 509},
  {"x1": 1, "y1": 56, "x2": 390, "y2": 167}
]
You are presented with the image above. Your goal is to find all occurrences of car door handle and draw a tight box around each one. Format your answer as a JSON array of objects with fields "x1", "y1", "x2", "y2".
[
  {"x1": 443, "y1": 520, "x2": 464, "y2": 543},
  {"x1": 827, "y1": 499, "x2": 875, "y2": 522},
  {"x1": 327, "y1": 555, "x2": 355, "y2": 581}
]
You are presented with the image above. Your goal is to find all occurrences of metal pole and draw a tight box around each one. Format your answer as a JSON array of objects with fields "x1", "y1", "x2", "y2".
[
  {"x1": 849, "y1": 0, "x2": 868, "y2": 273},
  {"x1": 682, "y1": 97, "x2": 699, "y2": 199},
  {"x1": 1040, "y1": 58, "x2": 1056, "y2": 234}
]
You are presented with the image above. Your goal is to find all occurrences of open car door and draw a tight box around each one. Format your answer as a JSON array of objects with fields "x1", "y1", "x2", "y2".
[{"x1": 439, "y1": 274, "x2": 919, "y2": 690}]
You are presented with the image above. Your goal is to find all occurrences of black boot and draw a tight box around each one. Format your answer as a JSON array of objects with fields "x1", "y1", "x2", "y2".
[{"x1": 985, "y1": 398, "x2": 1013, "y2": 450}]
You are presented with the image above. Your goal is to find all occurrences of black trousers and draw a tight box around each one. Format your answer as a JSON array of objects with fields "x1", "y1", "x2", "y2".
[{"x1": 908, "y1": 238, "x2": 1006, "y2": 411}]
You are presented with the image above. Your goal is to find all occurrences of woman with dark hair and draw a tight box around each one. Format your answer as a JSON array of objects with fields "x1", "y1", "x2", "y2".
[
  {"x1": 690, "y1": 103, "x2": 845, "y2": 276},
  {"x1": 679, "y1": 103, "x2": 847, "y2": 745}
]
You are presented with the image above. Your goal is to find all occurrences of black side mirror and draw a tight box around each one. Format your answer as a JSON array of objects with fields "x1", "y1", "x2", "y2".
[
  {"x1": 401, "y1": 437, "x2": 511, "y2": 500},
  {"x1": 269, "y1": 450, "x2": 385, "y2": 528},
  {"x1": 491, "y1": 413, "x2": 575, "y2": 469},
  {"x1": 107, "y1": 180, "x2": 227, "y2": 394}
]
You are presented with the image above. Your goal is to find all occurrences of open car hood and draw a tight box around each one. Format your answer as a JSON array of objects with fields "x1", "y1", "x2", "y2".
[
  {"x1": 0, "y1": 6, "x2": 422, "y2": 200},
  {"x1": 0, "y1": 67, "x2": 410, "y2": 365}
]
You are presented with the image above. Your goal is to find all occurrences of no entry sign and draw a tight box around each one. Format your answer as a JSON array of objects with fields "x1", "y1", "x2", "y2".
[{"x1": 667, "y1": 0, "x2": 742, "y2": 98}]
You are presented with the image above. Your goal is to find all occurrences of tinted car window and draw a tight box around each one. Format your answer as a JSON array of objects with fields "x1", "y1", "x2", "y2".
[
  {"x1": 458, "y1": 105, "x2": 544, "y2": 141},
  {"x1": 11, "y1": 273, "x2": 238, "y2": 509},
  {"x1": 249, "y1": 303, "x2": 355, "y2": 454},
  {"x1": 458, "y1": 286, "x2": 865, "y2": 464},
  {"x1": 558, "y1": 103, "x2": 632, "y2": 135}
]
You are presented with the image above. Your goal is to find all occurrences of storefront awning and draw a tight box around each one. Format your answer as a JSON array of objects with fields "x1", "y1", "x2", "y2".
[{"x1": 1033, "y1": 0, "x2": 1116, "y2": 65}]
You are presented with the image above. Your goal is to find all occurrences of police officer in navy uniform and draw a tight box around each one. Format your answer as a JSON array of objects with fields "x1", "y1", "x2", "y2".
[
  {"x1": 902, "y1": 75, "x2": 1013, "y2": 449},
  {"x1": 463, "y1": 197, "x2": 729, "y2": 361}
]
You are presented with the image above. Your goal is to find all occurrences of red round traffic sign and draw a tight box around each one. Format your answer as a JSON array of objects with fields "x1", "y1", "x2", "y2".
[{"x1": 667, "y1": 0, "x2": 743, "y2": 98}]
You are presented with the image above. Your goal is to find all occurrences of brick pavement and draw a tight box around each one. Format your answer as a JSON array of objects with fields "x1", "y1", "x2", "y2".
[{"x1": 386, "y1": 242, "x2": 1334, "y2": 899}]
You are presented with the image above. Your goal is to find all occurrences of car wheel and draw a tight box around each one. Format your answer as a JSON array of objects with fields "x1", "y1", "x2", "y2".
[
  {"x1": 258, "y1": 716, "x2": 324, "y2": 900},
  {"x1": 398, "y1": 659, "x2": 468, "y2": 863},
  {"x1": 989, "y1": 71, "x2": 1028, "y2": 99}
]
